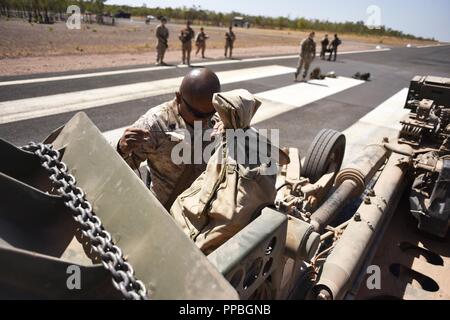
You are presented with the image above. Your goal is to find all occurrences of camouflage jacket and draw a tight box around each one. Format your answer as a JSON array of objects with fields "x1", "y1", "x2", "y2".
[
  {"x1": 300, "y1": 37, "x2": 316, "y2": 59},
  {"x1": 225, "y1": 31, "x2": 236, "y2": 43},
  {"x1": 120, "y1": 99, "x2": 217, "y2": 207},
  {"x1": 179, "y1": 27, "x2": 195, "y2": 43},
  {"x1": 195, "y1": 31, "x2": 208, "y2": 44},
  {"x1": 155, "y1": 25, "x2": 169, "y2": 45}
]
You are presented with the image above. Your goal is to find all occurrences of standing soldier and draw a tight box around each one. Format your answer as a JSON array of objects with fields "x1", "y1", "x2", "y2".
[
  {"x1": 224, "y1": 26, "x2": 236, "y2": 58},
  {"x1": 320, "y1": 34, "x2": 329, "y2": 60},
  {"x1": 328, "y1": 34, "x2": 342, "y2": 62},
  {"x1": 179, "y1": 20, "x2": 195, "y2": 65},
  {"x1": 294, "y1": 31, "x2": 316, "y2": 82},
  {"x1": 155, "y1": 17, "x2": 169, "y2": 65},
  {"x1": 195, "y1": 27, "x2": 209, "y2": 58}
]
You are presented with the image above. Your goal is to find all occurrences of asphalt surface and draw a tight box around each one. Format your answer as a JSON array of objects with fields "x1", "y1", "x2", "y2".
[{"x1": 1, "y1": 45, "x2": 449, "y2": 153}]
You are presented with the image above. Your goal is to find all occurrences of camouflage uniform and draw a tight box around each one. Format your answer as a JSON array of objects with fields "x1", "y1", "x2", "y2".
[
  {"x1": 328, "y1": 36, "x2": 341, "y2": 62},
  {"x1": 195, "y1": 31, "x2": 208, "y2": 58},
  {"x1": 295, "y1": 37, "x2": 316, "y2": 80},
  {"x1": 224, "y1": 30, "x2": 236, "y2": 58},
  {"x1": 119, "y1": 99, "x2": 217, "y2": 210},
  {"x1": 179, "y1": 27, "x2": 195, "y2": 65},
  {"x1": 320, "y1": 37, "x2": 330, "y2": 59},
  {"x1": 155, "y1": 24, "x2": 169, "y2": 64}
]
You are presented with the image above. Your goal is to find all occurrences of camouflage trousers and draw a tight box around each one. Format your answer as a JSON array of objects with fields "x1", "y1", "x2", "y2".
[
  {"x1": 182, "y1": 41, "x2": 192, "y2": 65},
  {"x1": 224, "y1": 41, "x2": 234, "y2": 58},
  {"x1": 156, "y1": 42, "x2": 167, "y2": 64},
  {"x1": 196, "y1": 42, "x2": 206, "y2": 58},
  {"x1": 296, "y1": 56, "x2": 314, "y2": 79}
]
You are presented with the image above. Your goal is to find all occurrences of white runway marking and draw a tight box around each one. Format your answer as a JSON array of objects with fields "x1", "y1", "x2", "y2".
[
  {"x1": 0, "y1": 65, "x2": 295, "y2": 124},
  {"x1": 341, "y1": 88, "x2": 409, "y2": 165},
  {"x1": 252, "y1": 77, "x2": 364, "y2": 123},
  {"x1": 0, "y1": 65, "x2": 177, "y2": 87},
  {"x1": 105, "y1": 86, "x2": 408, "y2": 173},
  {"x1": 0, "y1": 48, "x2": 391, "y2": 87},
  {"x1": 416, "y1": 44, "x2": 450, "y2": 48},
  {"x1": 104, "y1": 86, "x2": 409, "y2": 172},
  {"x1": 103, "y1": 76, "x2": 366, "y2": 145}
]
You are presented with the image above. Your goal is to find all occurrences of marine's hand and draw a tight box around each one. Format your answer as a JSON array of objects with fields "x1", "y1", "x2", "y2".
[
  {"x1": 118, "y1": 128, "x2": 150, "y2": 155},
  {"x1": 211, "y1": 121, "x2": 225, "y2": 138}
]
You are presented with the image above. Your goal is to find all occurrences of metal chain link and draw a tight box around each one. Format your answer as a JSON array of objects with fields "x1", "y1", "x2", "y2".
[{"x1": 22, "y1": 142, "x2": 147, "y2": 300}]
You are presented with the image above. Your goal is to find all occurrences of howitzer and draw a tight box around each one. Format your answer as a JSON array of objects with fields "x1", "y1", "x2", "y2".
[
  {"x1": 0, "y1": 75, "x2": 448, "y2": 300},
  {"x1": 310, "y1": 75, "x2": 450, "y2": 300}
]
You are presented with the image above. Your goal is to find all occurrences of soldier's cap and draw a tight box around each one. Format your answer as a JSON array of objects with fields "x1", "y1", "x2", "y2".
[{"x1": 160, "y1": 16, "x2": 167, "y2": 22}]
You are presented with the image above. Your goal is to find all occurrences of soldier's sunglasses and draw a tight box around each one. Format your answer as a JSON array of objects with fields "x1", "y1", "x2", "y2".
[{"x1": 182, "y1": 96, "x2": 216, "y2": 119}]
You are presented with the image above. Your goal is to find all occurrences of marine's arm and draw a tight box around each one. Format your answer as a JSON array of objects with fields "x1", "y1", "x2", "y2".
[
  {"x1": 300, "y1": 39, "x2": 307, "y2": 57},
  {"x1": 118, "y1": 113, "x2": 161, "y2": 170},
  {"x1": 155, "y1": 26, "x2": 163, "y2": 41},
  {"x1": 118, "y1": 128, "x2": 149, "y2": 170}
]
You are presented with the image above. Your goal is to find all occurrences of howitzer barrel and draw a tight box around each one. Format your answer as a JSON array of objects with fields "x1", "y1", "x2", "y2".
[
  {"x1": 313, "y1": 151, "x2": 412, "y2": 300},
  {"x1": 310, "y1": 144, "x2": 389, "y2": 232}
]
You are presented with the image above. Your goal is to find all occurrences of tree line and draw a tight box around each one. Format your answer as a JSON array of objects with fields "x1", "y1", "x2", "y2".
[
  {"x1": 0, "y1": 1, "x2": 434, "y2": 41},
  {"x1": 0, "y1": 0, "x2": 106, "y2": 23}
]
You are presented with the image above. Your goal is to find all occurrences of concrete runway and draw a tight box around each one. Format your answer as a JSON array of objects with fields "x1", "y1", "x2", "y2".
[{"x1": 0, "y1": 45, "x2": 449, "y2": 158}]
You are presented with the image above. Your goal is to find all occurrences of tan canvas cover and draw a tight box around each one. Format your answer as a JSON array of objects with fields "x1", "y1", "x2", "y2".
[{"x1": 170, "y1": 89, "x2": 283, "y2": 255}]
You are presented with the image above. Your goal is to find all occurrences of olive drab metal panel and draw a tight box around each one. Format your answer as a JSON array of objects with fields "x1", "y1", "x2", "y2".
[
  {"x1": 0, "y1": 139, "x2": 122, "y2": 299},
  {"x1": 48, "y1": 112, "x2": 238, "y2": 299},
  {"x1": 207, "y1": 208, "x2": 288, "y2": 300},
  {"x1": 1, "y1": 111, "x2": 237, "y2": 299}
]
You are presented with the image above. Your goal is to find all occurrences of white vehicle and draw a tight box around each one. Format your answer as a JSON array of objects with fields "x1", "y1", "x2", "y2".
[{"x1": 145, "y1": 15, "x2": 155, "y2": 24}]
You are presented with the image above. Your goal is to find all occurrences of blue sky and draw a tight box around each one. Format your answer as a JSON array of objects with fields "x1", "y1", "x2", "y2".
[{"x1": 105, "y1": 0, "x2": 450, "y2": 41}]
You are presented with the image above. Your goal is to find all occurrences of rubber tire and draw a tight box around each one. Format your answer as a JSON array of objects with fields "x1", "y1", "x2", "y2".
[{"x1": 303, "y1": 129, "x2": 346, "y2": 184}]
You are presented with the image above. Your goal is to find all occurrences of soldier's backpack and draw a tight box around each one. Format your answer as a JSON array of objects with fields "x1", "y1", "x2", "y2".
[
  {"x1": 353, "y1": 72, "x2": 371, "y2": 81},
  {"x1": 310, "y1": 68, "x2": 337, "y2": 80},
  {"x1": 170, "y1": 89, "x2": 287, "y2": 255},
  {"x1": 310, "y1": 67, "x2": 322, "y2": 80}
]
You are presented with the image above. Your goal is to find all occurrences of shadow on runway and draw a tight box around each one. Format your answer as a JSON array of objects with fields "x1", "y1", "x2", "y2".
[{"x1": 305, "y1": 82, "x2": 329, "y2": 87}]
